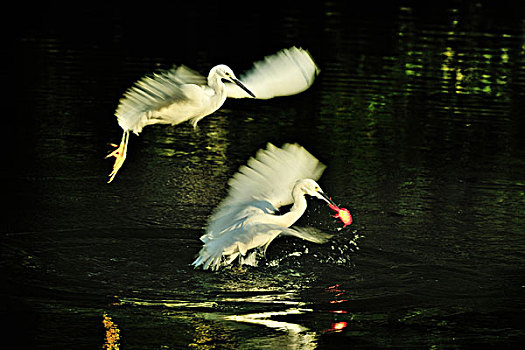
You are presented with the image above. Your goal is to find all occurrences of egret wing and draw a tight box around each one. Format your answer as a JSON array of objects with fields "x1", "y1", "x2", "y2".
[
  {"x1": 226, "y1": 47, "x2": 319, "y2": 99},
  {"x1": 203, "y1": 199, "x2": 276, "y2": 242},
  {"x1": 223, "y1": 143, "x2": 326, "y2": 208},
  {"x1": 115, "y1": 65, "x2": 207, "y2": 133}
]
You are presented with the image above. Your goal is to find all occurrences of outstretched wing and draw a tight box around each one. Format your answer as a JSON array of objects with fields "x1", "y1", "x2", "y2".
[
  {"x1": 226, "y1": 47, "x2": 319, "y2": 99},
  {"x1": 204, "y1": 143, "x2": 326, "y2": 239},
  {"x1": 222, "y1": 143, "x2": 325, "y2": 211},
  {"x1": 115, "y1": 65, "x2": 207, "y2": 133}
]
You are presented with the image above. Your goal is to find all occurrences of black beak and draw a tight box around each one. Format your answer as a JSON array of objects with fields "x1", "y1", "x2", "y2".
[
  {"x1": 319, "y1": 191, "x2": 337, "y2": 206},
  {"x1": 232, "y1": 77, "x2": 256, "y2": 98}
]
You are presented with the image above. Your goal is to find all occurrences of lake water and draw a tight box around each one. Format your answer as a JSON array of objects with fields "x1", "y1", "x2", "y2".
[{"x1": 4, "y1": 1, "x2": 525, "y2": 349}]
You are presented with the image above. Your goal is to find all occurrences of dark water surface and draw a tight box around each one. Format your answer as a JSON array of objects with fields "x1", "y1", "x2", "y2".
[{"x1": 4, "y1": 1, "x2": 525, "y2": 349}]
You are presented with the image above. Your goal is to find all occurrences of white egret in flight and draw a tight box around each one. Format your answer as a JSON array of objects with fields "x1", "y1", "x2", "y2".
[
  {"x1": 192, "y1": 143, "x2": 337, "y2": 271},
  {"x1": 106, "y1": 47, "x2": 319, "y2": 182}
]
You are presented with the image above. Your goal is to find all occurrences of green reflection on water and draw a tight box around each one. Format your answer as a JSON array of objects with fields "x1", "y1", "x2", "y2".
[{"x1": 316, "y1": 3, "x2": 524, "y2": 268}]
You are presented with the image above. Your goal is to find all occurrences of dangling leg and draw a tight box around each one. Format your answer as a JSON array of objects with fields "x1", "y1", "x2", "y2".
[{"x1": 106, "y1": 130, "x2": 129, "y2": 183}]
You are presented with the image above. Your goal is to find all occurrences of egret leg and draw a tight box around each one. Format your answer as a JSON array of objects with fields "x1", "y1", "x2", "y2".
[{"x1": 106, "y1": 130, "x2": 129, "y2": 183}]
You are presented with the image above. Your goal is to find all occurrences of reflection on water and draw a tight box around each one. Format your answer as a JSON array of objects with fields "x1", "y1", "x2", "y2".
[
  {"x1": 225, "y1": 309, "x2": 317, "y2": 350},
  {"x1": 102, "y1": 313, "x2": 120, "y2": 350},
  {"x1": 96, "y1": 264, "x2": 357, "y2": 348},
  {"x1": 104, "y1": 269, "x2": 322, "y2": 349},
  {"x1": 326, "y1": 321, "x2": 348, "y2": 333},
  {"x1": 396, "y1": 6, "x2": 518, "y2": 98},
  {"x1": 5, "y1": 1, "x2": 525, "y2": 349},
  {"x1": 225, "y1": 308, "x2": 311, "y2": 333}
]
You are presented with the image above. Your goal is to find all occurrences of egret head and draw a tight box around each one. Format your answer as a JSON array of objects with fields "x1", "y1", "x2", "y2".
[
  {"x1": 295, "y1": 179, "x2": 335, "y2": 205},
  {"x1": 210, "y1": 64, "x2": 256, "y2": 98},
  {"x1": 212, "y1": 64, "x2": 237, "y2": 80}
]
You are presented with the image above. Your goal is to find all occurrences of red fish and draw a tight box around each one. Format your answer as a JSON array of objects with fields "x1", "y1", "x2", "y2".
[{"x1": 327, "y1": 201, "x2": 353, "y2": 228}]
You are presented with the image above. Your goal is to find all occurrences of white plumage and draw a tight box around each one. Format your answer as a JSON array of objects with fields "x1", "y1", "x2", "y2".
[
  {"x1": 106, "y1": 47, "x2": 319, "y2": 183},
  {"x1": 116, "y1": 65, "x2": 209, "y2": 134},
  {"x1": 192, "y1": 143, "x2": 335, "y2": 271},
  {"x1": 225, "y1": 46, "x2": 319, "y2": 99}
]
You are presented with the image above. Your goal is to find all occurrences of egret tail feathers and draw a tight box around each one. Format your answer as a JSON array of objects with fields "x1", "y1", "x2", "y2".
[{"x1": 280, "y1": 226, "x2": 333, "y2": 244}]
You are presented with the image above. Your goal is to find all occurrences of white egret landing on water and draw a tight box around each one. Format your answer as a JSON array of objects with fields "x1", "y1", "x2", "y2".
[
  {"x1": 106, "y1": 47, "x2": 319, "y2": 183},
  {"x1": 192, "y1": 143, "x2": 348, "y2": 271}
]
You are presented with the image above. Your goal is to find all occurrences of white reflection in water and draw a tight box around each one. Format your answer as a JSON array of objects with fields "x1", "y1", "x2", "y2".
[
  {"x1": 115, "y1": 293, "x2": 319, "y2": 349},
  {"x1": 225, "y1": 308, "x2": 317, "y2": 350},
  {"x1": 118, "y1": 297, "x2": 219, "y2": 309},
  {"x1": 219, "y1": 291, "x2": 304, "y2": 306}
]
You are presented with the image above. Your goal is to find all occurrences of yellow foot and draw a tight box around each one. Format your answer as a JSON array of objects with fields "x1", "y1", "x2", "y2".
[{"x1": 106, "y1": 131, "x2": 129, "y2": 183}]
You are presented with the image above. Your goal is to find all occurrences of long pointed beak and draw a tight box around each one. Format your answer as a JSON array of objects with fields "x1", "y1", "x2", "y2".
[
  {"x1": 231, "y1": 77, "x2": 256, "y2": 98},
  {"x1": 319, "y1": 191, "x2": 337, "y2": 206}
]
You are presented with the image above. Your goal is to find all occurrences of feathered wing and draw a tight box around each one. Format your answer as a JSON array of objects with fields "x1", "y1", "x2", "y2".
[
  {"x1": 226, "y1": 47, "x2": 319, "y2": 99},
  {"x1": 225, "y1": 143, "x2": 325, "y2": 209},
  {"x1": 115, "y1": 65, "x2": 207, "y2": 134},
  {"x1": 205, "y1": 143, "x2": 326, "y2": 239}
]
